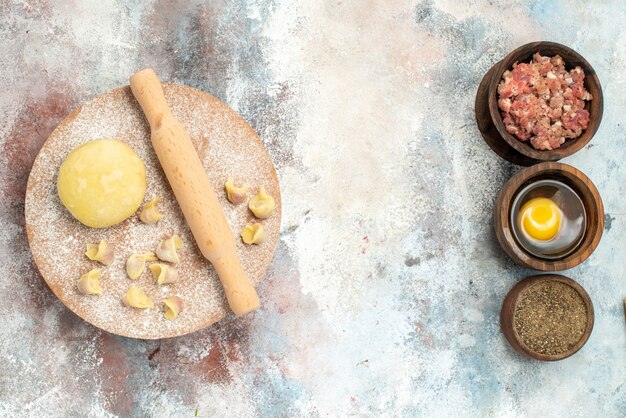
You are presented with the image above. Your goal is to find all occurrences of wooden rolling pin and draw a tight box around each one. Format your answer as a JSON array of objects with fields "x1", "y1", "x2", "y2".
[{"x1": 130, "y1": 69, "x2": 260, "y2": 316}]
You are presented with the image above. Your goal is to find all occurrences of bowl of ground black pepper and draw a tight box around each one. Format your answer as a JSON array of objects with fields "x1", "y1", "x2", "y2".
[{"x1": 501, "y1": 274, "x2": 594, "y2": 361}]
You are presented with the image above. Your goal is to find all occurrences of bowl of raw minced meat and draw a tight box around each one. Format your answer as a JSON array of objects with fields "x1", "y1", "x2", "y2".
[{"x1": 475, "y1": 41, "x2": 603, "y2": 166}]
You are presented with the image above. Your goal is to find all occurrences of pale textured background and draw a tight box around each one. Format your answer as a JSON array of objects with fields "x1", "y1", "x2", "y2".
[{"x1": 1, "y1": 0, "x2": 625, "y2": 417}]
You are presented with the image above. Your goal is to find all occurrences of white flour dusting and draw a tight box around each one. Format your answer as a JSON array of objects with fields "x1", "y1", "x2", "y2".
[{"x1": 25, "y1": 85, "x2": 281, "y2": 339}]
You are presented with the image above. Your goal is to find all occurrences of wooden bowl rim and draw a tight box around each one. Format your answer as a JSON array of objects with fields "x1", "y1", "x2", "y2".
[
  {"x1": 501, "y1": 274, "x2": 594, "y2": 361},
  {"x1": 487, "y1": 41, "x2": 603, "y2": 161},
  {"x1": 494, "y1": 162, "x2": 604, "y2": 271}
]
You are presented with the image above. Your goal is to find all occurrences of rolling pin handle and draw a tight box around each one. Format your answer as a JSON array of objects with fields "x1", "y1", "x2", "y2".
[
  {"x1": 130, "y1": 68, "x2": 171, "y2": 129},
  {"x1": 212, "y1": 254, "x2": 260, "y2": 316}
]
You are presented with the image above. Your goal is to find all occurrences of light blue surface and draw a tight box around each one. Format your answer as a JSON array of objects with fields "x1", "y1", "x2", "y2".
[{"x1": 0, "y1": 0, "x2": 624, "y2": 416}]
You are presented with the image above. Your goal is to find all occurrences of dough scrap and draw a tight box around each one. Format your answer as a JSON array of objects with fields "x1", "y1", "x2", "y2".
[
  {"x1": 241, "y1": 223, "x2": 267, "y2": 245},
  {"x1": 126, "y1": 252, "x2": 157, "y2": 280},
  {"x1": 77, "y1": 268, "x2": 103, "y2": 295},
  {"x1": 57, "y1": 139, "x2": 146, "y2": 228},
  {"x1": 139, "y1": 197, "x2": 164, "y2": 224},
  {"x1": 224, "y1": 179, "x2": 249, "y2": 205},
  {"x1": 156, "y1": 235, "x2": 183, "y2": 263},
  {"x1": 85, "y1": 240, "x2": 114, "y2": 265},
  {"x1": 122, "y1": 286, "x2": 154, "y2": 308},
  {"x1": 248, "y1": 187, "x2": 275, "y2": 219},
  {"x1": 163, "y1": 296, "x2": 184, "y2": 320},
  {"x1": 149, "y1": 263, "x2": 179, "y2": 285}
]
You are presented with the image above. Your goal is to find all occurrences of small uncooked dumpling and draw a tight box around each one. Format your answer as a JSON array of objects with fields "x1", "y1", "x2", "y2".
[
  {"x1": 156, "y1": 234, "x2": 183, "y2": 263},
  {"x1": 241, "y1": 223, "x2": 267, "y2": 245},
  {"x1": 163, "y1": 296, "x2": 184, "y2": 320},
  {"x1": 126, "y1": 252, "x2": 158, "y2": 280},
  {"x1": 77, "y1": 268, "x2": 103, "y2": 295},
  {"x1": 248, "y1": 187, "x2": 275, "y2": 219},
  {"x1": 224, "y1": 179, "x2": 249, "y2": 205},
  {"x1": 57, "y1": 139, "x2": 146, "y2": 228},
  {"x1": 149, "y1": 263, "x2": 179, "y2": 285},
  {"x1": 122, "y1": 286, "x2": 154, "y2": 308},
  {"x1": 139, "y1": 197, "x2": 164, "y2": 224},
  {"x1": 85, "y1": 240, "x2": 114, "y2": 265}
]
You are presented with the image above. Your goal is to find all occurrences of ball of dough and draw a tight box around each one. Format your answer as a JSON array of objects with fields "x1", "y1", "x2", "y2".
[{"x1": 57, "y1": 139, "x2": 146, "y2": 228}]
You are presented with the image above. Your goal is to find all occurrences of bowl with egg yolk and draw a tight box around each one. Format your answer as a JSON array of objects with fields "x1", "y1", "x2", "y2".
[
  {"x1": 511, "y1": 182, "x2": 586, "y2": 261},
  {"x1": 494, "y1": 162, "x2": 603, "y2": 271}
]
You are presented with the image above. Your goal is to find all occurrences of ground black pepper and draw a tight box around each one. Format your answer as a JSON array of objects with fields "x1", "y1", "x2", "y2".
[{"x1": 514, "y1": 280, "x2": 587, "y2": 356}]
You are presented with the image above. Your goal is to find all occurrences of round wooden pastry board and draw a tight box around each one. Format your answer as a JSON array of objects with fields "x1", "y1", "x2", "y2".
[{"x1": 25, "y1": 84, "x2": 281, "y2": 339}]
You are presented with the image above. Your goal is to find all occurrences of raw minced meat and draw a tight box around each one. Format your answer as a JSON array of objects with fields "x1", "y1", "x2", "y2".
[{"x1": 497, "y1": 53, "x2": 592, "y2": 151}]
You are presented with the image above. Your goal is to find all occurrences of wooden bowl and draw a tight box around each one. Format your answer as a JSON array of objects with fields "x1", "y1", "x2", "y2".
[
  {"x1": 494, "y1": 162, "x2": 603, "y2": 271},
  {"x1": 475, "y1": 41, "x2": 603, "y2": 166},
  {"x1": 501, "y1": 274, "x2": 594, "y2": 361}
]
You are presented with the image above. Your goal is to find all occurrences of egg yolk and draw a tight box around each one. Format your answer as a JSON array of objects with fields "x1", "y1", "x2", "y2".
[{"x1": 518, "y1": 197, "x2": 562, "y2": 241}]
